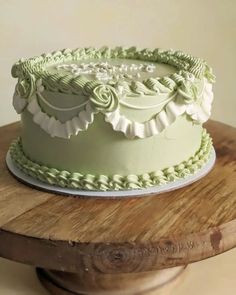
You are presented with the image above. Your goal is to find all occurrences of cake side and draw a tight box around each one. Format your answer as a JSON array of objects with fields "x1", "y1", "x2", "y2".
[
  {"x1": 10, "y1": 129, "x2": 212, "y2": 190},
  {"x1": 20, "y1": 111, "x2": 203, "y2": 175}
]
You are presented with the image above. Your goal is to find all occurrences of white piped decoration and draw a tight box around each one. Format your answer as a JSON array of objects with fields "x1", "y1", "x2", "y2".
[
  {"x1": 104, "y1": 80, "x2": 213, "y2": 138},
  {"x1": 13, "y1": 91, "x2": 27, "y2": 114},
  {"x1": 19, "y1": 77, "x2": 213, "y2": 139},
  {"x1": 56, "y1": 61, "x2": 156, "y2": 82},
  {"x1": 185, "y1": 78, "x2": 213, "y2": 123},
  {"x1": 146, "y1": 64, "x2": 156, "y2": 73},
  {"x1": 104, "y1": 99, "x2": 186, "y2": 139},
  {"x1": 27, "y1": 96, "x2": 96, "y2": 139}
]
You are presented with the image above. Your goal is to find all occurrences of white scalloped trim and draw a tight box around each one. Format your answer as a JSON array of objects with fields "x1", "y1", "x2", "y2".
[
  {"x1": 13, "y1": 91, "x2": 27, "y2": 114},
  {"x1": 185, "y1": 81, "x2": 213, "y2": 123},
  {"x1": 27, "y1": 96, "x2": 96, "y2": 139},
  {"x1": 105, "y1": 100, "x2": 186, "y2": 138},
  {"x1": 105, "y1": 78, "x2": 213, "y2": 138},
  {"x1": 15, "y1": 78, "x2": 213, "y2": 139}
]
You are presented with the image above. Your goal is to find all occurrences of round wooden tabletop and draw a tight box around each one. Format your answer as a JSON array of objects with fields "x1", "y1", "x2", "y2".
[{"x1": 0, "y1": 120, "x2": 235, "y2": 274}]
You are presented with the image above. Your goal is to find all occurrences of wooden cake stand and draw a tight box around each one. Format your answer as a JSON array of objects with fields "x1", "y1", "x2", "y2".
[{"x1": 0, "y1": 120, "x2": 235, "y2": 295}]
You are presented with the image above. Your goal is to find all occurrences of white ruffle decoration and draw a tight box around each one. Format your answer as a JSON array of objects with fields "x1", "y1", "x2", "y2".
[
  {"x1": 185, "y1": 80, "x2": 213, "y2": 123},
  {"x1": 15, "y1": 78, "x2": 213, "y2": 139},
  {"x1": 27, "y1": 96, "x2": 96, "y2": 138},
  {"x1": 13, "y1": 92, "x2": 27, "y2": 114},
  {"x1": 105, "y1": 79, "x2": 213, "y2": 138},
  {"x1": 105, "y1": 100, "x2": 187, "y2": 139}
]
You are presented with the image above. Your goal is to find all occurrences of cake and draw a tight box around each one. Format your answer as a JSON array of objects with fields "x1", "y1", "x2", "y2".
[{"x1": 9, "y1": 47, "x2": 215, "y2": 191}]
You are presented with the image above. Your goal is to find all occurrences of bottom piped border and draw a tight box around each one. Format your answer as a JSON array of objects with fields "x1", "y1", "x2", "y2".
[{"x1": 9, "y1": 129, "x2": 212, "y2": 191}]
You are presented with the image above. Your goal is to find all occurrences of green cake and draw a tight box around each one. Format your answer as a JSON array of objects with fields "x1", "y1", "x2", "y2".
[{"x1": 10, "y1": 47, "x2": 215, "y2": 191}]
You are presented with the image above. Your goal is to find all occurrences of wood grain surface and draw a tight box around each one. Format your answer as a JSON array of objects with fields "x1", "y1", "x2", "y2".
[{"x1": 0, "y1": 121, "x2": 235, "y2": 274}]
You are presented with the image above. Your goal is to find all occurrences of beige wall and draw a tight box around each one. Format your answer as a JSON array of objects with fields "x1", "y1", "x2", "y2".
[{"x1": 1, "y1": 0, "x2": 235, "y2": 127}]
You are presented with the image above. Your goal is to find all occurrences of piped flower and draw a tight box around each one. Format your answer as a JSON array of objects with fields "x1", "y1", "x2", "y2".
[
  {"x1": 89, "y1": 84, "x2": 119, "y2": 113},
  {"x1": 177, "y1": 80, "x2": 198, "y2": 104},
  {"x1": 16, "y1": 73, "x2": 36, "y2": 99},
  {"x1": 185, "y1": 79, "x2": 214, "y2": 123},
  {"x1": 13, "y1": 77, "x2": 44, "y2": 114}
]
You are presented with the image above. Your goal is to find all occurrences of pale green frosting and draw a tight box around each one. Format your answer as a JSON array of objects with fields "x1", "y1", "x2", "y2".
[
  {"x1": 12, "y1": 47, "x2": 215, "y2": 140},
  {"x1": 10, "y1": 47, "x2": 215, "y2": 192},
  {"x1": 21, "y1": 112, "x2": 203, "y2": 176},
  {"x1": 89, "y1": 84, "x2": 119, "y2": 113},
  {"x1": 12, "y1": 47, "x2": 215, "y2": 103},
  {"x1": 16, "y1": 73, "x2": 36, "y2": 99},
  {"x1": 14, "y1": 76, "x2": 213, "y2": 140},
  {"x1": 10, "y1": 129, "x2": 212, "y2": 191}
]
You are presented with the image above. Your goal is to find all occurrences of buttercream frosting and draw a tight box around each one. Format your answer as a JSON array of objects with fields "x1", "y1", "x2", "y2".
[
  {"x1": 13, "y1": 77, "x2": 213, "y2": 139},
  {"x1": 10, "y1": 47, "x2": 215, "y2": 192},
  {"x1": 12, "y1": 47, "x2": 215, "y2": 99},
  {"x1": 10, "y1": 129, "x2": 212, "y2": 191},
  {"x1": 12, "y1": 47, "x2": 215, "y2": 140}
]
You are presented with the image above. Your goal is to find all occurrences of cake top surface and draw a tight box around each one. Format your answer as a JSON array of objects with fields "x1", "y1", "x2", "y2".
[
  {"x1": 47, "y1": 58, "x2": 176, "y2": 83},
  {"x1": 12, "y1": 47, "x2": 215, "y2": 98}
]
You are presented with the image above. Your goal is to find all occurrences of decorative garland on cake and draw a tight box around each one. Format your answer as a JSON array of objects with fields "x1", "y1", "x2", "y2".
[
  {"x1": 12, "y1": 47, "x2": 215, "y2": 139},
  {"x1": 9, "y1": 129, "x2": 212, "y2": 191},
  {"x1": 27, "y1": 95, "x2": 97, "y2": 138},
  {"x1": 13, "y1": 76, "x2": 213, "y2": 139},
  {"x1": 104, "y1": 78, "x2": 213, "y2": 138}
]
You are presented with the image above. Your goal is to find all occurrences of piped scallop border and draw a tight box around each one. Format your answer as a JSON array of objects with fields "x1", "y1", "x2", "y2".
[{"x1": 11, "y1": 47, "x2": 215, "y2": 98}]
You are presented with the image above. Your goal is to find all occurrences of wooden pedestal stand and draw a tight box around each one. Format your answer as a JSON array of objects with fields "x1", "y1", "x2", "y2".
[{"x1": 0, "y1": 121, "x2": 235, "y2": 295}]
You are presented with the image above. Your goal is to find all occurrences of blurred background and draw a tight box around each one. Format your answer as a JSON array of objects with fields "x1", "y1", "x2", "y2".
[{"x1": 0, "y1": 0, "x2": 236, "y2": 127}]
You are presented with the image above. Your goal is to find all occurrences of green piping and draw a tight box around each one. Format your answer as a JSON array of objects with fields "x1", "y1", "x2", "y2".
[
  {"x1": 12, "y1": 47, "x2": 215, "y2": 99},
  {"x1": 9, "y1": 129, "x2": 213, "y2": 191}
]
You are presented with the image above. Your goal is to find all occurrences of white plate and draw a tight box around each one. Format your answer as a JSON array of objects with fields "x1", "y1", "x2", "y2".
[{"x1": 6, "y1": 148, "x2": 216, "y2": 198}]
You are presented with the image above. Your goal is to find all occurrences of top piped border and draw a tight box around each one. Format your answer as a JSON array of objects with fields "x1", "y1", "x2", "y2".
[{"x1": 11, "y1": 46, "x2": 215, "y2": 98}]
